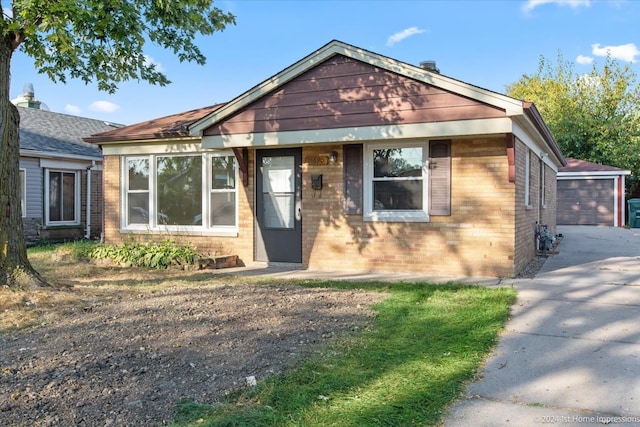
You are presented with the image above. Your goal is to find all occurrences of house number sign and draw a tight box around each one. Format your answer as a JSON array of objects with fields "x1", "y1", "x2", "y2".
[{"x1": 305, "y1": 156, "x2": 328, "y2": 165}]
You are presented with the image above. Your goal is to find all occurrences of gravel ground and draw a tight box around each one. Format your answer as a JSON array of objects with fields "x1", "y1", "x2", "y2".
[
  {"x1": 515, "y1": 235, "x2": 563, "y2": 279},
  {"x1": 0, "y1": 283, "x2": 386, "y2": 426}
]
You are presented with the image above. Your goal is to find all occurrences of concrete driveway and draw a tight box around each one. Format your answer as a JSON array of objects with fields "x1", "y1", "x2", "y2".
[{"x1": 444, "y1": 225, "x2": 640, "y2": 426}]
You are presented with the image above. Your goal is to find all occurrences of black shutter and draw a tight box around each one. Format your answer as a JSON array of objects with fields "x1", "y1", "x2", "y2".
[
  {"x1": 429, "y1": 140, "x2": 451, "y2": 216},
  {"x1": 343, "y1": 144, "x2": 363, "y2": 214}
]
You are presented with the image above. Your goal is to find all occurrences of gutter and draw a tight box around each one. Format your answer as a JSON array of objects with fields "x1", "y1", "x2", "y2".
[{"x1": 85, "y1": 161, "x2": 95, "y2": 239}]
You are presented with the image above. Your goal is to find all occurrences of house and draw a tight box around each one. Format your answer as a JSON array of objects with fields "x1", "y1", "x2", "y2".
[
  {"x1": 557, "y1": 158, "x2": 631, "y2": 227},
  {"x1": 16, "y1": 86, "x2": 122, "y2": 244},
  {"x1": 86, "y1": 40, "x2": 565, "y2": 277}
]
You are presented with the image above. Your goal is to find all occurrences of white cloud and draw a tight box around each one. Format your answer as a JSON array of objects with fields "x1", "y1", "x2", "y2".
[
  {"x1": 64, "y1": 104, "x2": 81, "y2": 114},
  {"x1": 144, "y1": 55, "x2": 165, "y2": 72},
  {"x1": 386, "y1": 27, "x2": 427, "y2": 47},
  {"x1": 592, "y1": 43, "x2": 640, "y2": 63},
  {"x1": 89, "y1": 100, "x2": 120, "y2": 113},
  {"x1": 576, "y1": 54, "x2": 594, "y2": 64},
  {"x1": 522, "y1": 0, "x2": 590, "y2": 13}
]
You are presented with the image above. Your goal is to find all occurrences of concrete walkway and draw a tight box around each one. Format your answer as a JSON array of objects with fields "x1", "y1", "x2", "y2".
[{"x1": 444, "y1": 225, "x2": 640, "y2": 426}]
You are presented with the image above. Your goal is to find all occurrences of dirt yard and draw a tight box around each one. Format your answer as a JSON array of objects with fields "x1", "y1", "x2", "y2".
[{"x1": 0, "y1": 260, "x2": 387, "y2": 426}]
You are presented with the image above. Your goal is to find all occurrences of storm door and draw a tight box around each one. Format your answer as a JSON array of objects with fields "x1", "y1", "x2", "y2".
[{"x1": 256, "y1": 148, "x2": 302, "y2": 263}]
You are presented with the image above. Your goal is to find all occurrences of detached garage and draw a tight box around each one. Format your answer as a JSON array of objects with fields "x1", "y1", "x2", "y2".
[{"x1": 557, "y1": 158, "x2": 631, "y2": 227}]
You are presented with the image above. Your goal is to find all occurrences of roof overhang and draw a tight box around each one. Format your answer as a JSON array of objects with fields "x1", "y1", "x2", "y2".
[
  {"x1": 20, "y1": 149, "x2": 102, "y2": 163},
  {"x1": 558, "y1": 170, "x2": 631, "y2": 178}
]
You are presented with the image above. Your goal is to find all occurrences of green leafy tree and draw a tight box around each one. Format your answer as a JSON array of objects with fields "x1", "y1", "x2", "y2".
[
  {"x1": 0, "y1": 1, "x2": 235, "y2": 288},
  {"x1": 507, "y1": 53, "x2": 640, "y2": 193}
]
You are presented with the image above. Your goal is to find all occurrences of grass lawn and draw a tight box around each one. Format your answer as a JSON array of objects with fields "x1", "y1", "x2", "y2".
[
  {"x1": 171, "y1": 280, "x2": 516, "y2": 426},
  {"x1": 3, "y1": 243, "x2": 516, "y2": 426}
]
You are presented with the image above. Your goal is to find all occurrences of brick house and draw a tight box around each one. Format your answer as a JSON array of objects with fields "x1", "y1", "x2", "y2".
[{"x1": 86, "y1": 40, "x2": 565, "y2": 277}]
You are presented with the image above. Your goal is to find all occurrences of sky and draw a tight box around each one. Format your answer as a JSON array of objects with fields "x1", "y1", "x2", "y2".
[{"x1": 6, "y1": 0, "x2": 640, "y2": 126}]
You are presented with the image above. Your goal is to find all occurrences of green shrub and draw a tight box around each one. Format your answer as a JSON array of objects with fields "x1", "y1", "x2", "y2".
[{"x1": 89, "y1": 239, "x2": 202, "y2": 269}]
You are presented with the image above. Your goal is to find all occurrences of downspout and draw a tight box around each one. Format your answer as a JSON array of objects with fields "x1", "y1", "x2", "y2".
[{"x1": 85, "y1": 161, "x2": 95, "y2": 239}]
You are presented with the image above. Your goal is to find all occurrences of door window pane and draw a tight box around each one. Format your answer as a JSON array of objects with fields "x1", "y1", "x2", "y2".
[
  {"x1": 62, "y1": 173, "x2": 75, "y2": 221},
  {"x1": 49, "y1": 172, "x2": 61, "y2": 222},
  {"x1": 48, "y1": 171, "x2": 76, "y2": 223},
  {"x1": 262, "y1": 156, "x2": 295, "y2": 229},
  {"x1": 264, "y1": 193, "x2": 294, "y2": 229},
  {"x1": 263, "y1": 156, "x2": 294, "y2": 192}
]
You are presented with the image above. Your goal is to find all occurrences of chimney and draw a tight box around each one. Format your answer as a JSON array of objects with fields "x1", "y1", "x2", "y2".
[
  {"x1": 15, "y1": 83, "x2": 42, "y2": 109},
  {"x1": 419, "y1": 60, "x2": 439, "y2": 73}
]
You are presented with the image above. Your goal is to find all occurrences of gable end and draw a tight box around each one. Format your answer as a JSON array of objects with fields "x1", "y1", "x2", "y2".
[{"x1": 203, "y1": 55, "x2": 506, "y2": 137}]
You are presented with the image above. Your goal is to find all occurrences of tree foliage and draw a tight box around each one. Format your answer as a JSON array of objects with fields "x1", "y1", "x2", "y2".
[
  {"x1": 506, "y1": 53, "x2": 640, "y2": 193},
  {"x1": 4, "y1": 0, "x2": 235, "y2": 92},
  {"x1": 0, "y1": 1, "x2": 235, "y2": 288}
]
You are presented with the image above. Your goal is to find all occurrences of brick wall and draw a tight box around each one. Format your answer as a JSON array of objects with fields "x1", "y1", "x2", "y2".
[
  {"x1": 512, "y1": 138, "x2": 558, "y2": 274},
  {"x1": 301, "y1": 138, "x2": 517, "y2": 277},
  {"x1": 102, "y1": 135, "x2": 554, "y2": 277}
]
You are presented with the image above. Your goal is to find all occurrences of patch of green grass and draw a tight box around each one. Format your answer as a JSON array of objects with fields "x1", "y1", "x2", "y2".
[{"x1": 171, "y1": 280, "x2": 516, "y2": 427}]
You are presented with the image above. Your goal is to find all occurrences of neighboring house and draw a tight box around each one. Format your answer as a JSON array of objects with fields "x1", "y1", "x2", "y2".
[
  {"x1": 86, "y1": 40, "x2": 565, "y2": 277},
  {"x1": 17, "y1": 89, "x2": 121, "y2": 244},
  {"x1": 557, "y1": 157, "x2": 631, "y2": 227}
]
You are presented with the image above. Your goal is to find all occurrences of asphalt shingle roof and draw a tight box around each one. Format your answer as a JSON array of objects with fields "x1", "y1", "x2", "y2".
[
  {"x1": 18, "y1": 107, "x2": 122, "y2": 158},
  {"x1": 559, "y1": 157, "x2": 628, "y2": 173},
  {"x1": 83, "y1": 104, "x2": 223, "y2": 143}
]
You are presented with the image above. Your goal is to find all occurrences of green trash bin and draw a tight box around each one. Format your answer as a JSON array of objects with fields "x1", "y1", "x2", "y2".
[{"x1": 628, "y1": 199, "x2": 640, "y2": 228}]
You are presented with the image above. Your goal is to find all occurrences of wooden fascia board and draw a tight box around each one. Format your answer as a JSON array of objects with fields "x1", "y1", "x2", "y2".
[
  {"x1": 558, "y1": 171, "x2": 631, "y2": 178},
  {"x1": 19, "y1": 149, "x2": 102, "y2": 163},
  {"x1": 189, "y1": 40, "x2": 525, "y2": 136},
  {"x1": 102, "y1": 140, "x2": 208, "y2": 156},
  {"x1": 201, "y1": 117, "x2": 514, "y2": 149},
  {"x1": 512, "y1": 115, "x2": 565, "y2": 169},
  {"x1": 521, "y1": 106, "x2": 566, "y2": 166}
]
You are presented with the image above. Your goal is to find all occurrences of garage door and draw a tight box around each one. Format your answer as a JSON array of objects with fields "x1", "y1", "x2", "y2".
[{"x1": 557, "y1": 179, "x2": 614, "y2": 225}]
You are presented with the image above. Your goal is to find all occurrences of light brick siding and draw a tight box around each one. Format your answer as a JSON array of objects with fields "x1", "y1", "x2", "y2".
[
  {"x1": 513, "y1": 138, "x2": 558, "y2": 275},
  {"x1": 302, "y1": 138, "x2": 516, "y2": 277},
  {"x1": 103, "y1": 135, "x2": 556, "y2": 277},
  {"x1": 541, "y1": 162, "x2": 557, "y2": 234}
]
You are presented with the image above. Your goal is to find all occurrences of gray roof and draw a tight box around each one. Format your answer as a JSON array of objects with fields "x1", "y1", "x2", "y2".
[{"x1": 18, "y1": 107, "x2": 122, "y2": 159}]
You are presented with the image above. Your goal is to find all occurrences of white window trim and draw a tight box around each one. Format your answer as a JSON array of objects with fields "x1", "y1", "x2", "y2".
[
  {"x1": 123, "y1": 156, "x2": 150, "y2": 232},
  {"x1": 363, "y1": 141, "x2": 430, "y2": 223},
  {"x1": 121, "y1": 152, "x2": 239, "y2": 235},
  {"x1": 44, "y1": 168, "x2": 81, "y2": 226},
  {"x1": 19, "y1": 168, "x2": 26, "y2": 218}
]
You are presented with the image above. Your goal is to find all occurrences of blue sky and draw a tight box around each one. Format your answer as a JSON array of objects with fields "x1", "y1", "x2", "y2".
[{"x1": 7, "y1": 0, "x2": 640, "y2": 126}]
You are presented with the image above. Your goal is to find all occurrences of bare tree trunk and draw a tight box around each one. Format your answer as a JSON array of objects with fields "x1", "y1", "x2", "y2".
[{"x1": 0, "y1": 39, "x2": 48, "y2": 288}]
